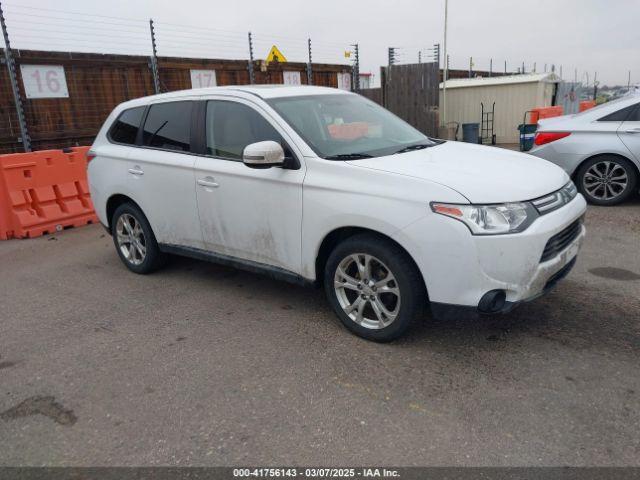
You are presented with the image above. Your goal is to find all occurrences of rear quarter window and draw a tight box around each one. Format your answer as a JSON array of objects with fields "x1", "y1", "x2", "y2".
[
  {"x1": 108, "y1": 106, "x2": 145, "y2": 145},
  {"x1": 598, "y1": 103, "x2": 640, "y2": 122}
]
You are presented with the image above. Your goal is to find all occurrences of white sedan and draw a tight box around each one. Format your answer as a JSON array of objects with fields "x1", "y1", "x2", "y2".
[{"x1": 530, "y1": 95, "x2": 640, "y2": 205}]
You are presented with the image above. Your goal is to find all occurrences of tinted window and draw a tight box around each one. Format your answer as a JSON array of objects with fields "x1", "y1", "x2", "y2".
[
  {"x1": 598, "y1": 104, "x2": 639, "y2": 122},
  {"x1": 142, "y1": 101, "x2": 192, "y2": 152},
  {"x1": 109, "y1": 107, "x2": 145, "y2": 144},
  {"x1": 625, "y1": 105, "x2": 640, "y2": 121},
  {"x1": 206, "y1": 101, "x2": 285, "y2": 160}
]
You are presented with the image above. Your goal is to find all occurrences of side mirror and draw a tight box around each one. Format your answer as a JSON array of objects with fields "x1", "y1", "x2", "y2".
[{"x1": 242, "y1": 141, "x2": 285, "y2": 169}]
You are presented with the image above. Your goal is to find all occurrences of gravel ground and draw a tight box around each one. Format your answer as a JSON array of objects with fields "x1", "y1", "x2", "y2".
[{"x1": 1, "y1": 199, "x2": 639, "y2": 466}]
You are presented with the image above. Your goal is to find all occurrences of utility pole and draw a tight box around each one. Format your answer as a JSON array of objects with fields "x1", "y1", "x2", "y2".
[
  {"x1": 489, "y1": 58, "x2": 493, "y2": 77},
  {"x1": 148, "y1": 19, "x2": 160, "y2": 94},
  {"x1": 469, "y1": 57, "x2": 473, "y2": 78},
  {"x1": 504, "y1": 60, "x2": 507, "y2": 74},
  {"x1": 306, "y1": 38, "x2": 313, "y2": 85},
  {"x1": 0, "y1": 1, "x2": 31, "y2": 151},
  {"x1": 351, "y1": 43, "x2": 360, "y2": 92},
  {"x1": 522, "y1": 61, "x2": 525, "y2": 74},
  {"x1": 593, "y1": 71, "x2": 598, "y2": 100},
  {"x1": 628, "y1": 71, "x2": 632, "y2": 91},
  {"x1": 247, "y1": 31, "x2": 255, "y2": 84},
  {"x1": 442, "y1": 0, "x2": 448, "y2": 127}
]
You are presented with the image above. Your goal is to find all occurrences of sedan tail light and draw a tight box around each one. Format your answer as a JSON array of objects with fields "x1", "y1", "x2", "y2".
[{"x1": 534, "y1": 131, "x2": 571, "y2": 146}]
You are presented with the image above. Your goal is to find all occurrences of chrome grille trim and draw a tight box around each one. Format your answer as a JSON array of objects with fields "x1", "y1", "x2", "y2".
[{"x1": 531, "y1": 182, "x2": 578, "y2": 215}]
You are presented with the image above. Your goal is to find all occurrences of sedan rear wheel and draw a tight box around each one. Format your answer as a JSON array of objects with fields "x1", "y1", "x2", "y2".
[{"x1": 576, "y1": 156, "x2": 637, "y2": 206}]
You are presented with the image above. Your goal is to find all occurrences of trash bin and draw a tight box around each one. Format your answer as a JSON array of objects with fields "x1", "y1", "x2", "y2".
[
  {"x1": 518, "y1": 124, "x2": 537, "y2": 151},
  {"x1": 461, "y1": 123, "x2": 479, "y2": 144}
]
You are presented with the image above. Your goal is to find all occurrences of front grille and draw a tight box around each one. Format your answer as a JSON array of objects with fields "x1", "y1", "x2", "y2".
[{"x1": 540, "y1": 218, "x2": 583, "y2": 262}]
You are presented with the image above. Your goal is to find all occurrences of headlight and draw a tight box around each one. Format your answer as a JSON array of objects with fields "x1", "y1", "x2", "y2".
[{"x1": 430, "y1": 202, "x2": 538, "y2": 235}]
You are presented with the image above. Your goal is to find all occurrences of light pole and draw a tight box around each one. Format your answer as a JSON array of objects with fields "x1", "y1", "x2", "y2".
[{"x1": 442, "y1": 0, "x2": 448, "y2": 127}]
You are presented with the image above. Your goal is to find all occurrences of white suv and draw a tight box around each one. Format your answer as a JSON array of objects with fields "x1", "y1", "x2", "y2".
[{"x1": 88, "y1": 85, "x2": 587, "y2": 342}]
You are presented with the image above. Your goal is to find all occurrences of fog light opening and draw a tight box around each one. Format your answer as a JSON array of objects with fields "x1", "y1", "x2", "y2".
[{"x1": 478, "y1": 290, "x2": 507, "y2": 314}]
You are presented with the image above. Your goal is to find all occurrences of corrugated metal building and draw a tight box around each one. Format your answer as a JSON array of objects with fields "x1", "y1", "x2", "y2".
[{"x1": 439, "y1": 73, "x2": 560, "y2": 143}]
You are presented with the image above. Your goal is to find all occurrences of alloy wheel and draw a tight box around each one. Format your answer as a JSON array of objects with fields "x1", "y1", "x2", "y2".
[
  {"x1": 115, "y1": 213, "x2": 146, "y2": 266},
  {"x1": 583, "y1": 160, "x2": 629, "y2": 201},
  {"x1": 333, "y1": 253, "x2": 401, "y2": 330}
]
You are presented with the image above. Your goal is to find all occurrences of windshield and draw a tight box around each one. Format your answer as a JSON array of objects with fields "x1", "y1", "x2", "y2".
[{"x1": 267, "y1": 94, "x2": 435, "y2": 159}]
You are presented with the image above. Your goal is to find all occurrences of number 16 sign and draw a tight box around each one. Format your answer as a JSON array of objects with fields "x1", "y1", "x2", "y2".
[{"x1": 20, "y1": 65, "x2": 69, "y2": 99}]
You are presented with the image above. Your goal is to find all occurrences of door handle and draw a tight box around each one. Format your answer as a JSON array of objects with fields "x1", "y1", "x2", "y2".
[
  {"x1": 128, "y1": 166, "x2": 144, "y2": 175},
  {"x1": 625, "y1": 128, "x2": 640, "y2": 134},
  {"x1": 197, "y1": 177, "x2": 219, "y2": 188}
]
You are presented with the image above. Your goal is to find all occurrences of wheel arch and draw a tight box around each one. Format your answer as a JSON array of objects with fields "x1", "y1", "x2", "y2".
[
  {"x1": 314, "y1": 226, "x2": 428, "y2": 299},
  {"x1": 105, "y1": 194, "x2": 144, "y2": 233}
]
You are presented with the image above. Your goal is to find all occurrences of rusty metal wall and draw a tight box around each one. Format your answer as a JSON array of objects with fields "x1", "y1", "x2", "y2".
[{"x1": 0, "y1": 49, "x2": 352, "y2": 153}]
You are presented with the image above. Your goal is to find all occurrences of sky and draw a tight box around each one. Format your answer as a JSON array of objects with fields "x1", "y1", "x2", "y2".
[{"x1": 2, "y1": 0, "x2": 638, "y2": 87}]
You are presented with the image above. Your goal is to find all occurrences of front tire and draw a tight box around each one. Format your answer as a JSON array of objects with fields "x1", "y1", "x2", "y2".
[
  {"x1": 576, "y1": 155, "x2": 638, "y2": 206},
  {"x1": 111, "y1": 203, "x2": 165, "y2": 274},
  {"x1": 324, "y1": 234, "x2": 426, "y2": 342}
]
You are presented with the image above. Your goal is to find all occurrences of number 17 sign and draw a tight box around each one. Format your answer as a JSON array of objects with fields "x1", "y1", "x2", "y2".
[
  {"x1": 20, "y1": 65, "x2": 69, "y2": 99},
  {"x1": 190, "y1": 69, "x2": 217, "y2": 89}
]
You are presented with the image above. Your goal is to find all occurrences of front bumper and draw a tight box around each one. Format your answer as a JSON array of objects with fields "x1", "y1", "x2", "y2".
[{"x1": 392, "y1": 194, "x2": 587, "y2": 317}]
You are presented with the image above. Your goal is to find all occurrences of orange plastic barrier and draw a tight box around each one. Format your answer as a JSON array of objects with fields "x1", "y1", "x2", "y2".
[
  {"x1": 579, "y1": 100, "x2": 597, "y2": 112},
  {"x1": 529, "y1": 106, "x2": 564, "y2": 124},
  {"x1": 328, "y1": 122, "x2": 370, "y2": 140},
  {"x1": 0, "y1": 147, "x2": 97, "y2": 240}
]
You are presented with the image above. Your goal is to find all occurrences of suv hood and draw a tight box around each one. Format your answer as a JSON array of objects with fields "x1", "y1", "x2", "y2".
[{"x1": 347, "y1": 141, "x2": 569, "y2": 203}]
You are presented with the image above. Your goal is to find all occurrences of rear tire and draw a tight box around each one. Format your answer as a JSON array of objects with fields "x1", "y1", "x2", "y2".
[
  {"x1": 324, "y1": 233, "x2": 426, "y2": 342},
  {"x1": 111, "y1": 203, "x2": 165, "y2": 274},
  {"x1": 576, "y1": 155, "x2": 638, "y2": 206}
]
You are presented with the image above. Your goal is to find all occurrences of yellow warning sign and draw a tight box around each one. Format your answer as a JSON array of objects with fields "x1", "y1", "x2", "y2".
[
  {"x1": 344, "y1": 51, "x2": 352, "y2": 58},
  {"x1": 266, "y1": 45, "x2": 287, "y2": 63}
]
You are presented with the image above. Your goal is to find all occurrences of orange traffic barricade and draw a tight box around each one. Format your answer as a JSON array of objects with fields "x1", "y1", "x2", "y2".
[
  {"x1": 579, "y1": 100, "x2": 597, "y2": 112},
  {"x1": 529, "y1": 106, "x2": 564, "y2": 124},
  {"x1": 0, "y1": 146, "x2": 98, "y2": 240}
]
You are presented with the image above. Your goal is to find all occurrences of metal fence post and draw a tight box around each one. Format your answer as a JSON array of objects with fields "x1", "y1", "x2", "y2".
[
  {"x1": 0, "y1": 1, "x2": 31, "y2": 152},
  {"x1": 433, "y1": 43, "x2": 440, "y2": 66},
  {"x1": 306, "y1": 38, "x2": 313, "y2": 85},
  {"x1": 247, "y1": 32, "x2": 255, "y2": 84},
  {"x1": 351, "y1": 43, "x2": 360, "y2": 92},
  {"x1": 148, "y1": 18, "x2": 160, "y2": 94}
]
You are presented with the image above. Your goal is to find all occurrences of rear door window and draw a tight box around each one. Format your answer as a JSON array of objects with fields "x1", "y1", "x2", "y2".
[
  {"x1": 142, "y1": 101, "x2": 193, "y2": 152},
  {"x1": 109, "y1": 106, "x2": 145, "y2": 145}
]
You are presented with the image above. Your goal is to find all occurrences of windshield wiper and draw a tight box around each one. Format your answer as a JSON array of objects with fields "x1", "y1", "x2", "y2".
[
  {"x1": 393, "y1": 143, "x2": 433, "y2": 154},
  {"x1": 325, "y1": 153, "x2": 374, "y2": 160}
]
